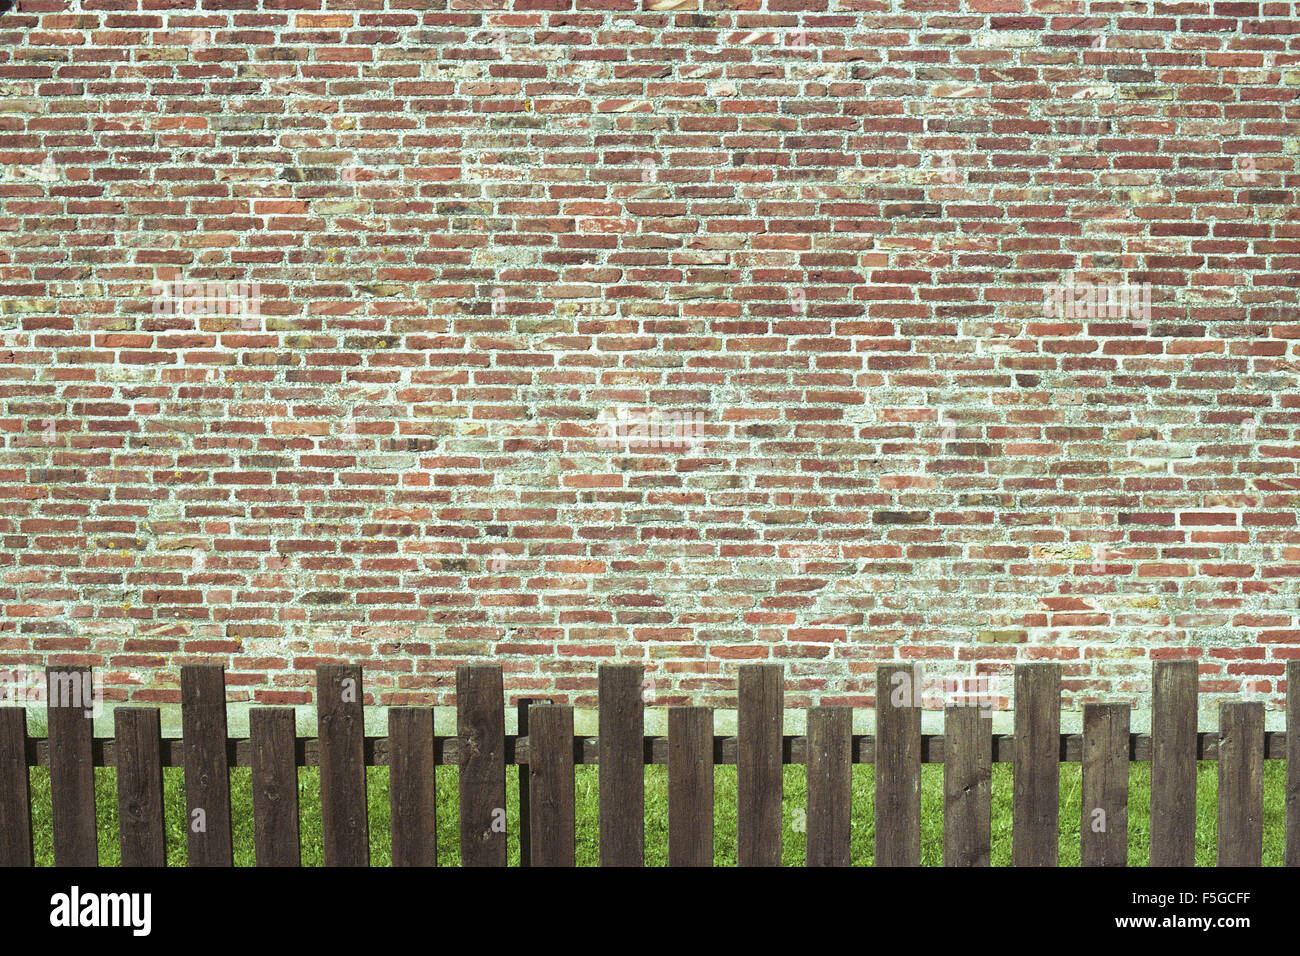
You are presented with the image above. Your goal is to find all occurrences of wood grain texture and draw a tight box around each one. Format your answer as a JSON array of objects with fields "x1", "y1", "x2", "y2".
[
  {"x1": 317, "y1": 664, "x2": 369, "y2": 867},
  {"x1": 528, "y1": 704, "x2": 576, "y2": 867},
  {"x1": 668, "y1": 706, "x2": 712, "y2": 867},
  {"x1": 114, "y1": 708, "x2": 165, "y2": 867},
  {"x1": 389, "y1": 707, "x2": 436, "y2": 867},
  {"x1": 1012, "y1": 663, "x2": 1059, "y2": 867},
  {"x1": 598, "y1": 664, "x2": 644, "y2": 867},
  {"x1": 1287, "y1": 659, "x2": 1299, "y2": 867},
  {"x1": 943, "y1": 705, "x2": 991, "y2": 867},
  {"x1": 875, "y1": 663, "x2": 921, "y2": 866},
  {"x1": 1150, "y1": 660, "x2": 1197, "y2": 867},
  {"x1": 1081, "y1": 702, "x2": 1128, "y2": 867},
  {"x1": 250, "y1": 707, "x2": 300, "y2": 867},
  {"x1": 737, "y1": 663, "x2": 783, "y2": 867},
  {"x1": 48, "y1": 667, "x2": 97, "y2": 867},
  {"x1": 181, "y1": 665, "x2": 232, "y2": 866},
  {"x1": 0, "y1": 708, "x2": 32, "y2": 867},
  {"x1": 456, "y1": 665, "x2": 507, "y2": 866},
  {"x1": 1218, "y1": 701, "x2": 1264, "y2": 867},
  {"x1": 805, "y1": 706, "x2": 851, "y2": 867}
]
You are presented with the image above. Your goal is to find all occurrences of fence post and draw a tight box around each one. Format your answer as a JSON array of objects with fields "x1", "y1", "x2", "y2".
[
  {"x1": 943, "y1": 704, "x2": 991, "y2": 867},
  {"x1": 1218, "y1": 701, "x2": 1264, "y2": 867},
  {"x1": 317, "y1": 665, "x2": 368, "y2": 867},
  {"x1": 599, "y1": 665, "x2": 644, "y2": 867},
  {"x1": 1081, "y1": 702, "x2": 1128, "y2": 867},
  {"x1": 668, "y1": 706, "x2": 713, "y2": 867},
  {"x1": 0, "y1": 707, "x2": 32, "y2": 866},
  {"x1": 250, "y1": 707, "x2": 301, "y2": 867},
  {"x1": 115, "y1": 707, "x2": 166, "y2": 867},
  {"x1": 1151, "y1": 660, "x2": 1197, "y2": 866},
  {"x1": 876, "y1": 663, "x2": 921, "y2": 866},
  {"x1": 1012, "y1": 663, "x2": 1060, "y2": 867},
  {"x1": 457, "y1": 665, "x2": 507, "y2": 866},
  {"x1": 48, "y1": 666, "x2": 96, "y2": 867},
  {"x1": 737, "y1": 663, "x2": 783, "y2": 866},
  {"x1": 181, "y1": 664, "x2": 233, "y2": 866}
]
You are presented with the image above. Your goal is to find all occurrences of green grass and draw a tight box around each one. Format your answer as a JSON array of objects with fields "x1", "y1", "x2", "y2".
[{"x1": 27, "y1": 762, "x2": 1288, "y2": 866}]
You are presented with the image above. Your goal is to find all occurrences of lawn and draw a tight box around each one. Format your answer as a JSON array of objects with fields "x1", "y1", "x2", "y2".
[{"x1": 27, "y1": 761, "x2": 1289, "y2": 866}]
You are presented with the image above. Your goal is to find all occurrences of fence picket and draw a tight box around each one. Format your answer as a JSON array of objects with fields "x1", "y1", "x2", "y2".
[
  {"x1": 806, "y1": 706, "x2": 851, "y2": 867},
  {"x1": 317, "y1": 665, "x2": 368, "y2": 867},
  {"x1": 48, "y1": 667, "x2": 96, "y2": 867},
  {"x1": 737, "y1": 663, "x2": 783, "y2": 867},
  {"x1": 1287, "y1": 659, "x2": 1299, "y2": 867},
  {"x1": 1151, "y1": 659, "x2": 1197, "y2": 866},
  {"x1": 1081, "y1": 702, "x2": 1128, "y2": 867},
  {"x1": 181, "y1": 664, "x2": 232, "y2": 866},
  {"x1": 389, "y1": 707, "x2": 436, "y2": 867},
  {"x1": 943, "y1": 705, "x2": 990, "y2": 867},
  {"x1": 598, "y1": 664, "x2": 644, "y2": 867},
  {"x1": 456, "y1": 665, "x2": 506, "y2": 866},
  {"x1": 1218, "y1": 701, "x2": 1264, "y2": 867},
  {"x1": 529, "y1": 704, "x2": 575, "y2": 867},
  {"x1": 115, "y1": 708, "x2": 165, "y2": 867},
  {"x1": 0, "y1": 708, "x2": 32, "y2": 866},
  {"x1": 250, "y1": 707, "x2": 300, "y2": 867},
  {"x1": 876, "y1": 663, "x2": 921, "y2": 866},
  {"x1": 1013, "y1": 663, "x2": 1059, "y2": 867},
  {"x1": 668, "y1": 706, "x2": 712, "y2": 867}
]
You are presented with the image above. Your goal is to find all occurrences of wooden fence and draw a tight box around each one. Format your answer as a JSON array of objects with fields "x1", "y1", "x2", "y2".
[{"x1": 1, "y1": 659, "x2": 1297, "y2": 867}]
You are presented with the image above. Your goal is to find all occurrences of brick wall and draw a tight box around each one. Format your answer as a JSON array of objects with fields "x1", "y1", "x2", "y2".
[{"x1": 0, "y1": 0, "x2": 1297, "y2": 715}]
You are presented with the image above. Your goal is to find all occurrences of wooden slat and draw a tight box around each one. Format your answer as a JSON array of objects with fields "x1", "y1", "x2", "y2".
[
  {"x1": 528, "y1": 704, "x2": 575, "y2": 867},
  {"x1": 1012, "y1": 663, "x2": 1060, "y2": 867},
  {"x1": 181, "y1": 664, "x2": 232, "y2": 866},
  {"x1": 388, "y1": 707, "x2": 436, "y2": 867},
  {"x1": 668, "y1": 706, "x2": 712, "y2": 867},
  {"x1": 1287, "y1": 659, "x2": 1299, "y2": 867},
  {"x1": 943, "y1": 704, "x2": 991, "y2": 867},
  {"x1": 598, "y1": 664, "x2": 644, "y2": 867},
  {"x1": 0, "y1": 708, "x2": 32, "y2": 866},
  {"x1": 317, "y1": 664, "x2": 368, "y2": 867},
  {"x1": 250, "y1": 707, "x2": 300, "y2": 867},
  {"x1": 1218, "y1": 701, "x2": 1264, "y2": 867},
  {"x1": 457, "y1": 664, "x2": 507, "y2": 866},
  {"x1": 1150, "y1": 659, "x2": 1197, "y2": 866},
  {"x1": 737, "y1": 663, "x2": 783, "y2": 867},
  {"x1": 48, "y1": 667, "x2": 97, "y2": 867},
  {"x1": 114, "y1": 708, "x2": 165, "y2": 867},
  {"x1": 875, "y1": 663, "x2": 921, "y2": 866},
  {"x1": 1081, "y1": 702, "x2": 1128, "y2": 867},
  {"x1": 805, "y1": 705, "x2": 851, "y2": 867},
  {"x1": 516, "y1": 697, "x2": 539, "y2": 868}
]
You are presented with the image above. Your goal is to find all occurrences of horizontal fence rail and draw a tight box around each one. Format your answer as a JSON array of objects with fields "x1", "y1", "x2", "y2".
[{"x1": 0, "y1": 659, "x2": 1296, "y2": 867}]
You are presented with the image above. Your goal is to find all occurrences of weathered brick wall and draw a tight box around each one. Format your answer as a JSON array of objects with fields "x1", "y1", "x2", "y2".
[{"x1": 1, "y1": 0, "x2": 1297, "y2": 716}]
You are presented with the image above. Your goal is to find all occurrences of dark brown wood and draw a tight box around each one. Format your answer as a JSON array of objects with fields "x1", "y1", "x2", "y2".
[
  {"x1": 737, "y1": 663, "x2": 783, "y2": 866},
  {"x1": 457, "y1": 665, "x2": 507, "y2": 866},
  {"x1": 1286, "y1": 659, "x2": 1300, "y2": 867},
  {"x1": 598, "y1": 664, "x2": 644, "y2": 866},
  {"x1": 806, "y1": 705, "x2": 851, "y2": 867},
  {"x1": 1012, "y1": 663, "x2": 1059, "y2": 867},
  {"x1": 250, "y1": 707, "x2": 300, "y2": 867},
  {"x1": 1287, "y1": 660, "x2": 1300, "y2": 867},
  {"x1": 668, "y1": 706, "x2": 712, "y2": 867},
  {"x1": 181, "y1": 664, "x2": 232, "y2": 866},
  {"x1": 1150, "y1": 659, "x2": 1197, "y2": 866},
  {"x1": 516, "y1": 697, "x2": 541, "y2": 868},
  {"x1": 48, "y1": 667, "x2": 97, "y2": 867},
  {"x1": 1218, "y1": 701, "x2": 1264, "y2": 867},
  {"x1": 528, "y1": 704, "x2": 575, "y2": 867},
  {"x1": 1081, "y1": 702, "x2": 1128, "y2": 867},
  {"x1": 0, "y1": 708, "x2": 32, "y2": 866},
  {"x1": 943, "y1": 704, "x2": 991, "y2": 867},
  {"x1": 876, "y1": 663, "x2": 921, "y2": 866},
  {"x1": 389, "y1": 707, "x2": 436, "y2": 867},
  {"x1": 114, "y1": 708, "x2": 165, "y2": 867},
  {"x1": 317, "y1": 664, "x2": 368, "y2": 866}
]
